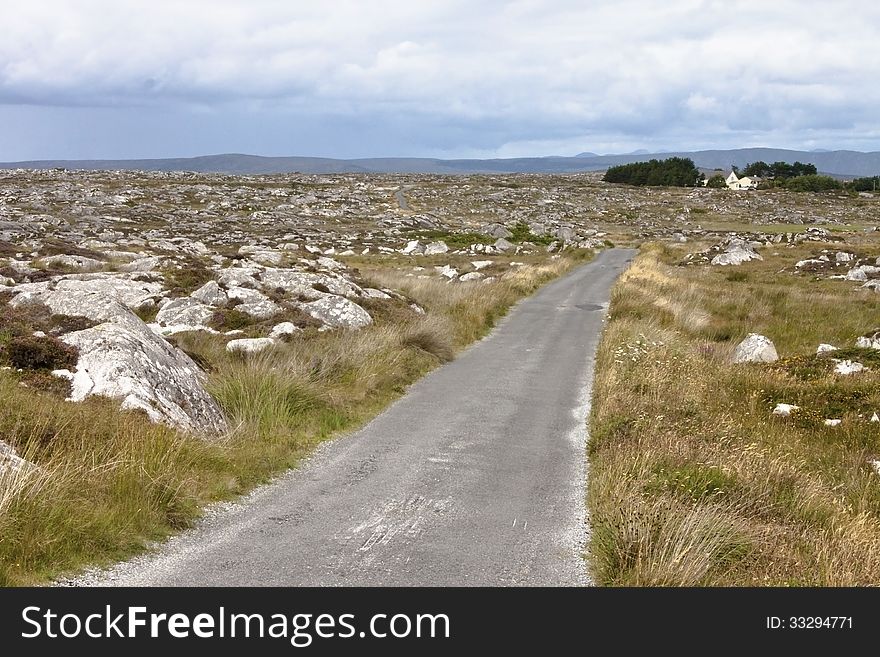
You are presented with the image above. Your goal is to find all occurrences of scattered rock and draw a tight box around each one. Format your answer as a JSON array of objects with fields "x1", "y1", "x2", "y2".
[
  {"x1": 458, "y1": 272, "x2": 484, "y2": 282},
  {"x1": 191, "y1": 280, "x2": 227, "y2": 306},
  {"x1": 471, "y1": 260, "x2": 493, "y2": 270},
  {"x1": 226, "y1": 337, "x2": 276, "y2": 354},
  {"x1": 856, "y1": 331, "x2": 880, "y2": 349},
  {"x1": 834, "y1": 359, "x2": 866, "y2": 375},
  {"x1": 824, "y1": 418, "x2": 842, "y2": 427},
  {"x1": 156, "y1": 297, "x2": 214, "y2": 328},
  {"x1": 424, "y1": 241, "x2": 449, "y2": 255},
  {"x1": 301, "y1": 296, "x2": 372, "y2": 329},
  {"x1": 817, "y1": 343, "x2": 838, "y2": 354},
  {"x1": 269, "y1": 322, "x2": 300, "y2": 339},
  {"x1": 225, "y1": 287, "x2": 281, "y2": 319},
  {"x1": 710, "y1": 239, "x2": 763, "y2": 266},
  {"x1": 732, "y1": 333, "x2": 778, "y2": 363},
  {"x1": 773, "y1": 403, "x2": 799, "y2": 417},
  {"x1": 494, "y1": 238, "x2": 514, "y2": 252}
]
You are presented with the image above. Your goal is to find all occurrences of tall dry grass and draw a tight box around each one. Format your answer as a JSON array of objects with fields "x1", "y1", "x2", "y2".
[
  {"x1": 0, "y1": 251, "x2": 592, "y2": 585},
  {"x1": 588, "y1": 242, "x2": 880, "y2": 585}
]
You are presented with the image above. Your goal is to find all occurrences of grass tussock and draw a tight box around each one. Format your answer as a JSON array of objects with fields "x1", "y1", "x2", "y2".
[
  {"x1": 0, "y1": 250, "x2": 592, "y2": 585},
  {"x1": 589, "y1": 243, "x2": 880, "y2": 585}
]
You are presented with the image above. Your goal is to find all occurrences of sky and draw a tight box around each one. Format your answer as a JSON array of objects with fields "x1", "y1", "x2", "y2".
[{"x1": 2, "y1": 0, "x2": 880, "y2": 160}]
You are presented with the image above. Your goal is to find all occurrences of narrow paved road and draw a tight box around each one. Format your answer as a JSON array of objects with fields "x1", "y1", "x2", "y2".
[{"x1": 78, "y1": 249, "x2": 634, "y2": 586}]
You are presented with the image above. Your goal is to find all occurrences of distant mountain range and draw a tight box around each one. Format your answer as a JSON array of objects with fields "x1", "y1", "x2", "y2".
[{"x1": 2, "y1": 148, "x2": 879, "y2": 177}]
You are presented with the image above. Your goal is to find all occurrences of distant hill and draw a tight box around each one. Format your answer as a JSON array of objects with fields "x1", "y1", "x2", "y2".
[{"x1": 2, "y1": 148, "x2": 880, "y2": 177}]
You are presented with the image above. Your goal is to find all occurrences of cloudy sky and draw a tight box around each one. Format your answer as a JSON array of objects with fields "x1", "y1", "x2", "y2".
[{"x1": 2, "y1": 0, "x2": 879, "y2": 160}]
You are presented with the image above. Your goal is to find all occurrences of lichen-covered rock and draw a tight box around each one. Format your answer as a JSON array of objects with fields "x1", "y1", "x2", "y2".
[
  {"x1": 156, "y1": 297, "x2": 214, "y2": 328},
  {"x1": 260, "y1": 268, "x2": 363, "y2": 299},
  {"x1": 225, "y1": 287, "x2": 281, "y2": 319},
  {"x1": 0, "y1": 440, "x2": 32, "y2": 475},
  {"x1": 301, "y1": 296, "x2": 372, "y2": 329},
  {"x1": 217, "y1": 266, "x2": 262, "y2": 289},
  {"x1": 732, "y1": 333, "x2": 778, "y2": 363},
  {"x1": 269, "y1": 322, "x2": 300, "y2": 339},
  {"x1": 711, "y1": 239, "x2": 763, "y2": 266},
  {"x1": 191, "y1": 280, "x2": 227, "y2": 306},
  {"x1": 12, "y1": 289, "x2": 227, "y2": 435},
  {"x1": 226, "y1": 337, "x2": 276, "y2": 354},
  {"x1": 424, "y1": 241, "x2": 449, "y2": 255},
  {"x1": 41, "y1": 254, "x2": 104, "y2": 271},
  {"x1": 9, "y1": 274, "x2": 163, "y2": 311}
]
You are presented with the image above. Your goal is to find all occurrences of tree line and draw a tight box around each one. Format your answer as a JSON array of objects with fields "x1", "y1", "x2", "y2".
[{"x1": 602, "y1": 157, "x2": 700, "y2": 187}]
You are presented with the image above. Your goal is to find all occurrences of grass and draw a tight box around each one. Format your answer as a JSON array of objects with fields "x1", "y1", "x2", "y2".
[
  {"x1": 588, "y1": 241, "x2": 880, "y2": 585},
  {"x1": 0, "y1": 250, "x2": 591, "y2": 585}
]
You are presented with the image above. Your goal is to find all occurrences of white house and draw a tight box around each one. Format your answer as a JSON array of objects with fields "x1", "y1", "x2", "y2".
[{"x1": 725, "y1": 171, "x2": 758, "y2": 190}]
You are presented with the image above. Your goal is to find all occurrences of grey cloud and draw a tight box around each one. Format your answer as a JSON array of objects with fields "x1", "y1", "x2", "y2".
[{"x1": 2, "y1": 0, "x2": 879, "y2": 159}]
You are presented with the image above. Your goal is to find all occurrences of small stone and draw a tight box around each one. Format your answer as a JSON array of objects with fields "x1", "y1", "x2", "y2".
[
  {"x1": 816, "y1": 343, "x2": 838, "y2": 354},
  {"x1": 773, "y1": 403, "x2": 799, "y2": 417},
  {"x1": 226, "y1": 337, "x2": 276, "y2": 354},
  {"x1": 824, "y1": 418, "x2": 842, "y2": 427}
]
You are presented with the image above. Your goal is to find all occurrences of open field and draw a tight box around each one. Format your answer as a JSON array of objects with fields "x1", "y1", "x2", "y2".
[
  {"x1": 2, "y1": 166, "x2": 880, "y2": 585},
  {"x1": 589, "y1": 234, "x2": 880, "y2": 585}
]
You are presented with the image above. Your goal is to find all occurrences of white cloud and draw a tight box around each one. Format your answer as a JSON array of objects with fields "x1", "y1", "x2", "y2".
[{"x1": 2, "y1": 0, "x2": 880, "y2": 157}]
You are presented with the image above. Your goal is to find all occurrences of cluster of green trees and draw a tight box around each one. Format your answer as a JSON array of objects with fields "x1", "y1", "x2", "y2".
[
  {"x1": 740, "y1": 160, "x2": 817, "y2": 178},
  {"x1": 849, "y1": 176, "x2": 880, "y2": 192},
  {"x1": 603, "y1": 157, "x2": 700, "y2": 187},
  {"x1": 781, "y1": 174, "x2": 842, "y2": 192}
]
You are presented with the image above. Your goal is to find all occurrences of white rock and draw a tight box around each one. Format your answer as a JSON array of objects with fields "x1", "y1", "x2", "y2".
[
  {"x1": 269, "y1": 322, "x2": 300, "y2": 339},
  {"x1": 424, "y1": 241, "x2": 449, "y2": 256},
  {"x1": 856, "y1": 333, "x2": 880, "y2": 349},
  {"x1": 304, "y1": 245, "x2": 323, "y2": 254},
  {"x1": 39, "y1": 291, "x2": 228, "y2": 435},
  {"x1": 41, "y1": 254, "x2": 104, "y2": 271},
  {"x1": 871, "y1": 412, "x2": 880, "y2": 423},
  {"x1": 458, "y1": 272, "x2": 484, "y2": 282},
  {"x1": 871, "y1": 460, "x2": 880, "y2": 476},
  {"x1": 711, "y1": 239, "x2": 763, "y2": 266},
  {"x1": 435, "y1": 265, "x2": 458, "y2": 279},
  {"x1": 494, "y1": 238, "x2": 514, "y2": 252},
  {"x1": 156, "y1": 297, "x2": 214, "y2": 327},
  {"x1": 362, "y1": 288, "x2": 392, "y2": 299},
  {"x1": 836, "y1": 252, "x2": 855, "y2": 263},
  {"x1": 317, "y1": 256, "x2": 345, "y2": 270},
  {"x1": 249, "y1": 250, "x2": 284, "y2": 266},
  {"x1": 0, "y1": 440, "x2": 32, "y2": 476},
  {"x1": 401, "y1": 240, "x2": 424, "y2": 255},
  {"x1": 190, "y1": 280, "x2": 227, "y2": 306},
  {"x1": 845, "y1": 268, "x2": 869, "y2": 282},
  {"x1": 773, "y1": 403, "x2": 799, "y2": 417},
  {"x1": 217, "y1": 267, "x2": 262, "y2": 289},
  {"x1": 260, "y1": 268, "x2": 364, "y2": 299},
  {"x1": 471, "y1": 260, "x2": 493, "y2": 270},
  {"x1": 120, "y1": 256, "x2": 163, "y2": 272},
  {"x1": 824, "y1": 419, "x2": 842, "y2": 427},
  {"x1": 834, "y1": 359, "x2": 866, "y2": 375},
  {"x1": 226, "y1": 337, "x2": 276, "y2": 354},
  {"x1": 732, "y1": 333, "x2": 779, "y2": 363},
  {"x1": 301, "y1": 296, "x2": 372, "y2": 329},
  {"x1": 226, "y1": 287, "x2": 281, "y2": 319},
  {"x1": 817, "y1": 343, "x2": 838, "y2": 354}
]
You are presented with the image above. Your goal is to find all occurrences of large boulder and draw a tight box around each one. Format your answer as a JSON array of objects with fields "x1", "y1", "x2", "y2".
[
  {"x1": 732, "y1": 333, "x2": 779, "y2": 363},
  {"x1": 191, "y1": 280, "x2": 227, "y2": 306},
  {"x1": 156, "y1": 297, "x2": 214, "y2": 328},
  {"x1": 711, "y1": 239, "x2": 763, "y2": 266},
  {"x1": 482, "y1": 223, "x2": 513, "y2": 239},
  {"x1": 225, "y1": 287, "x2": 281, "y2": 319},
  {"x1": 9, "y1": 274, "x2": 163, "y2": 311},
  {"x1": 424, "y1": 241, "x2": 449, "y2": 255},
  {"x1": 260, "y1": 269, "x2": 363, "y2": 299},
  {"x1": 301, "y1": 296, "x2": 372, "y2": 329},
  {"x1": 13, "y1": 289, "x2": 227, "y2": 436}
]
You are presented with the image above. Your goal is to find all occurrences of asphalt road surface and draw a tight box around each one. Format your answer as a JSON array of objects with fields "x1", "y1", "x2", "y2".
[{"x1": 74, "y1": 248, "x2": 635, "y2": 586}]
